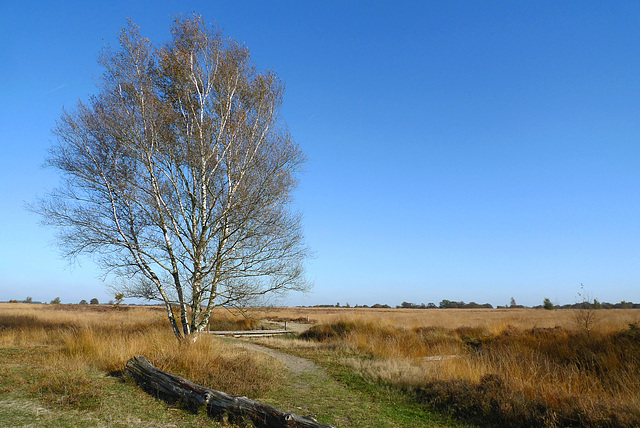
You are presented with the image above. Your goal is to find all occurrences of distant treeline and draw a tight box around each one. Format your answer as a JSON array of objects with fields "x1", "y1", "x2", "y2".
[
  {"x1": 7, "y1": 298, "x2": 639, "y2": 310},
  {"x1": 310, "y1": 299, "x2": 640, "y2": 309},
  {"x1": 541, "y1": 300, "x2": 639, "y2": 310}
]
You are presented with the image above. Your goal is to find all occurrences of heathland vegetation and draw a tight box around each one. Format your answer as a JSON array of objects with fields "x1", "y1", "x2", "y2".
[
  {"x1": 0, "y1": 303, "x2": 282, "y2": 426},
  {"x1": 2, "y1": 303, "x2": 640, "y2": 427},
  {"x1": 253, "y1": 307, "x2": 640, "y2": 427}
]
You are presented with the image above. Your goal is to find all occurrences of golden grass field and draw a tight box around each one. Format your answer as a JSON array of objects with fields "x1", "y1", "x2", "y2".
[
  {"x1": 0, "y1": 303, "x2": 283, "y2": 397},
  {"x1": 253, "y1": 306, "x2": 640, "y2": 427},
  {"x1": 250, "y1": 305, "x2": 640, "y2": 332},
  {"x1": 2, "y1": 303, "x2": 640, "y2": 427}
]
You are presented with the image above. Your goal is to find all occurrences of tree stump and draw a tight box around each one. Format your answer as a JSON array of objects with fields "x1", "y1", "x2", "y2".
[{"x1": 126, "y1": 356, "x2": 334, "y2": 428}]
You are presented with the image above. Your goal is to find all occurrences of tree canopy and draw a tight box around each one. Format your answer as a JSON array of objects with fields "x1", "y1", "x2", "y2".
[{"x1": 36, "y1": 15, "x2": 310, "y2": 339}]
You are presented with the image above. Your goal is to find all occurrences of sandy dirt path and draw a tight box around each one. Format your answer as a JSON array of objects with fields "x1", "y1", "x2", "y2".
[
  {"x1": 218, "y1": 335, "x2": 449, "y2": 427},
  {"x1": 231, "y1": 340, "x2": 321, "y2": 376}
]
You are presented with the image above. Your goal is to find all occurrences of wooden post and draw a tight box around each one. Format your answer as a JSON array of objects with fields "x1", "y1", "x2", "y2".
[{"x1": 126, "y1": 356, "x2": 333, "y2": 428}]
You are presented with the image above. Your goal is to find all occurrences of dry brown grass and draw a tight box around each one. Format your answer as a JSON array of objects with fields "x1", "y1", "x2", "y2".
[
  {"x1": 6, "y1": 303, "x2": 640, "y2": 426},
  {"x1": 0, "y1": 303, "x2": 284, "y2": 402},
  {"x1": 250, "y1": 306, "x2": 640, "y2": 333},
  {"x1": 262, "y1": 307, "x2": 640, "y2": 427}
]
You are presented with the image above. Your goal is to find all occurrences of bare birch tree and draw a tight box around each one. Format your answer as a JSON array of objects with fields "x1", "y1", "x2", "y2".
[{"x1": 34, "y1": 16, "x2": 310, "y2": 340}]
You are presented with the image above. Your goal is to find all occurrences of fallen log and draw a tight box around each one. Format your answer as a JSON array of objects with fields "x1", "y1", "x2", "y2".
[{"x1": 125, "y1": 355, "x2": 334, "y2": 428}]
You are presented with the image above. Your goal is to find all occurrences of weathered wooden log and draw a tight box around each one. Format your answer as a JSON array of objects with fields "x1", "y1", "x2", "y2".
[{"x1": 125, "y1": 355, "x2": 334, "y2": 428}]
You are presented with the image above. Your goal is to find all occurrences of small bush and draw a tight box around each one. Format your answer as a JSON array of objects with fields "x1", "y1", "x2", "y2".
[{"x1": 619, "y1": 322, "x2": 640, "y2": 341}]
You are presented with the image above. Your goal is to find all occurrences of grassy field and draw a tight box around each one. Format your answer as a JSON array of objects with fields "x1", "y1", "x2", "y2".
[
  {"x1": 0, "y1": 303, "x2": 284, "y2": 427},
  {"x1": 255, "y1": 307, "x2": 640, "y2": 427},
  {"x1": 2, "y1": 303, "x2": 639, "y2": 427},
  {"x1": 0, "y1": 303, "x2": 460, "y2": 427},
  {"x1": 249, "y1": 306, "x2": 639, "y2": 332}
]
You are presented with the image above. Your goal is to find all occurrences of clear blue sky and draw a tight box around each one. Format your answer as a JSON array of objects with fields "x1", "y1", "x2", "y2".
[{"x1": 1, "y1": 1, "x2": 639, "y2": 307}]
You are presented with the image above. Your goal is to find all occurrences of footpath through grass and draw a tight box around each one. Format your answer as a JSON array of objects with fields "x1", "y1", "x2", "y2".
[
  {"x1": 0, "y1": 333, "x2": 458, "y2": 427},
  {"x1": 0, "y1": 305, "x2": 466, "y2": 427},
  {"x1": 0, "y1": 341, "x2": 461, "y2": 428},
  {"x1": 248, "y1": 338, "x2": 466, "y2": 428}
]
